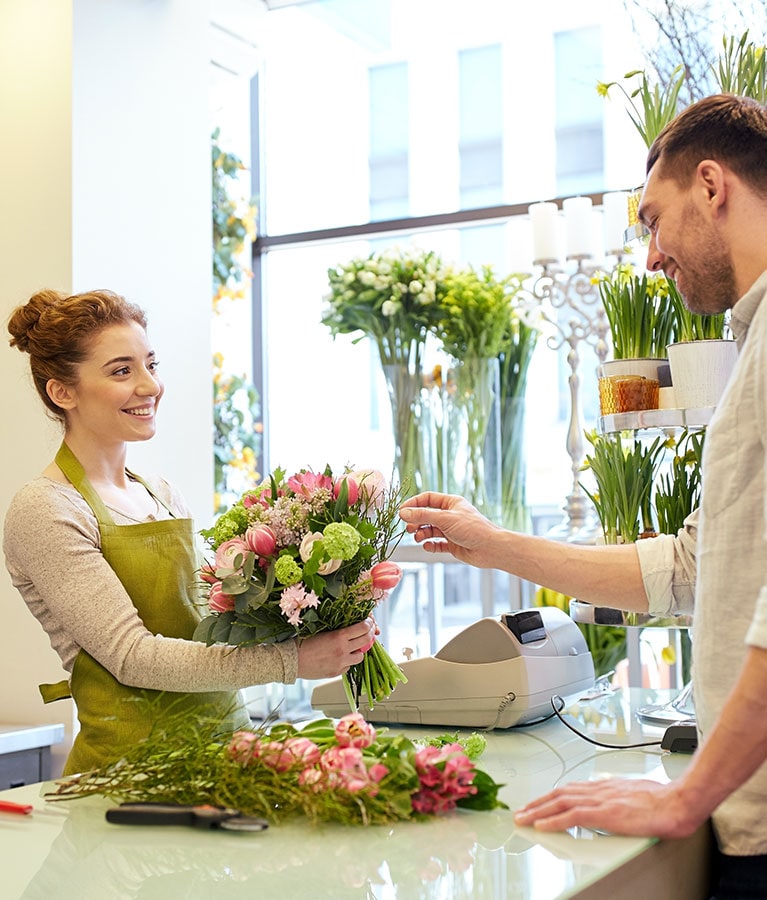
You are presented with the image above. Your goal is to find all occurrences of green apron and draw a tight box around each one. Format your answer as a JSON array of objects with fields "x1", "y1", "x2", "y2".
[{"x1": 41, "y1": 442, "x2": 248, "y2": 776}]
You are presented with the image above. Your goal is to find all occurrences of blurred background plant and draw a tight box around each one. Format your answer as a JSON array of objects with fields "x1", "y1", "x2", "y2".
[{"x1": 211, "y1": 129, "x2": 261, "y2": 509}]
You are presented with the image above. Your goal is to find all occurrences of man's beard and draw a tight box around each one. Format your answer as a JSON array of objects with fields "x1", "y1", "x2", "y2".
[{"x1": 674, "y1": 203, "x2": 737, "y2": 315}]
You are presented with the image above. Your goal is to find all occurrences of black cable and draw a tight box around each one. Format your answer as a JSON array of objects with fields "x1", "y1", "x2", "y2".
[{"x1": 550, "y1": 695, "x2": 663, "y2": 749}]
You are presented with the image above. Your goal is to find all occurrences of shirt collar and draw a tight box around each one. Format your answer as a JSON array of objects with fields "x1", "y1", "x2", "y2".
[{"x1": 731, "y1": 269, "x2": 767, "y2": 349}]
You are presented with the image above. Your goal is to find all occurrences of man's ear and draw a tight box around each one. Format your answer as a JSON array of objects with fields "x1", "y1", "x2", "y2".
[
  {"x1": 46, "y1": 379, "x2": 76, "y2": 410},
  {"x1": 696, "y1": 159, "x2": 727, "y2": 213}
]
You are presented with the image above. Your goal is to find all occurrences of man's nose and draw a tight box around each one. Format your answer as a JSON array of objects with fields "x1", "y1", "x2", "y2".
[{"x1": 645, "y1": 234, "x2": 665, "y2": 272}]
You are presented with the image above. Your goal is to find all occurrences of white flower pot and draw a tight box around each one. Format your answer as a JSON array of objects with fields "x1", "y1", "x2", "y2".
[
  {"x1": 599, "y1": 358, "x2": 667, "y2": 381},
  {"x1": 666, "y1": 339, "x2": 738, "y2": 410}
]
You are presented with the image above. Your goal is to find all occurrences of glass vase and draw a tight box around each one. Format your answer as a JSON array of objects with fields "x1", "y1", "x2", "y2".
[
  {"x1": 381, "y1": 363, "x2": 438, "y2": 493},
  {"x1": 442, "y1": 357, "x2": 501, "y2": 520},
  {"x1": 500, "y1": 395, "x2": 531, "y2": 532}
]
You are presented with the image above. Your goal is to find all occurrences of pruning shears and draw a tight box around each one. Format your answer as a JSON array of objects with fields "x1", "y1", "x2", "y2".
[{"x1": 106, "y1": 802, "x2": 269, "y2": 832}]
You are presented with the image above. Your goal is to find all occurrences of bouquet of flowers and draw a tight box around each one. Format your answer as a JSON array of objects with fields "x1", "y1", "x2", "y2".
[
  {"x1": 195, "y1": 465, "x2": 408, "y2": 710},
  {"x1": 322, "y1": 246, "x2": 446, "y2": 370},
  {"x1": 48, "y1": 711, "x2": 506, "y2": 827}
]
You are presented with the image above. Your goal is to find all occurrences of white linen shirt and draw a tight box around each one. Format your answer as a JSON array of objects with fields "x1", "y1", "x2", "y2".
[{"x1": 635, "y1": 269, "x2": 767, "y2": 855}]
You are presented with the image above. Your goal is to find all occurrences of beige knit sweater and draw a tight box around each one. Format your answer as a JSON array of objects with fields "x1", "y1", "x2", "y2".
[{"x1": 3, "y1": 476, "x2": 297, "y2": 692}]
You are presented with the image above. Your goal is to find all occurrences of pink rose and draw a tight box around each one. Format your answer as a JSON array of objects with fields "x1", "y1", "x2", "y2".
[
  {"x1": 333, "y1": 475, "x2": 359, "y2": 505},
  {"x1": 370, "y1": 561, "x2": 402, "y2": 592},
  {"x1": 244, "y1": 524, "x2": 277, "y2": 557},
  {"x1": 208, "y1": 582, "x2": 236, "y2": 613},
  {"x1": 214, "y1": 537, "x2": 250, "y2": 571},
  {"x1": 334, "y1": 712, "x2": 376, "y2": 748}
]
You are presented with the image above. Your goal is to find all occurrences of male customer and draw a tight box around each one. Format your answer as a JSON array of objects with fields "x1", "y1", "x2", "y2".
[{"x1": 399, "y1": 94, "x2": 767, "y2": 899}]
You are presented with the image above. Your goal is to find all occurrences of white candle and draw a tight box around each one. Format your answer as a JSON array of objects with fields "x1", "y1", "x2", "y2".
[
  {"x1": 528, "y1": 201, "x2": 560, "y2": 263},
  {"x1": 602, "y1": 191, "x2": 630, "y2": 255},
  {"x1": 563, "y1": 196, "x2": 594, "y2": 258}
]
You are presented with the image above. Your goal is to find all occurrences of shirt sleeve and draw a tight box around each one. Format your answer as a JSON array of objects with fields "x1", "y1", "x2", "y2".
[
  {"x1": 3, "y1": 479, "x2": 298, "y2": 691},
  {"x1": 634, "y1": 506, "x2": 699, "y2": 617}
]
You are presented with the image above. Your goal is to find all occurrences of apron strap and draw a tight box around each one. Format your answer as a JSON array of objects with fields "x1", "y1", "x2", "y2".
[
  {"x1": 55, "y1": 442, "x2": 113, "y2": 525},
  {"x1": 125, "y1": 468, "x2": 176, "y2": 517},
  {"x1": 39, "y1": 679, "x2": 72, "y2": 703}
]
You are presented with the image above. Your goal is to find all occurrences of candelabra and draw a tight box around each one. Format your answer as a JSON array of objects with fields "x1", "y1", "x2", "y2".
[{"x1": 528, "y1": 193, "x2": 630, "y2": 543}]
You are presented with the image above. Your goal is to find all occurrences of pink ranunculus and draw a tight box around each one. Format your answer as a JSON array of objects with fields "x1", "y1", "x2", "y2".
[
  {"x1": 371, "y1": 560, "x2": 403, "y2": 592},
  {"x1": 214, "y1": 537, "x2": 250, "y2": 571},
  {"x1": 350, "y1": 469, "x2": 387, "y2": 510},
  {"x1": 244, "y1": 523, "x2": 277, "y2": 557},
  {"x1": 334, "y1": 712, "x2": 376, "y2": 749},
  {"x1": 333, "y1": 475, "x2": 359, "y2": 505},
  {"x1": 208, "y1": 581, "x2": 236, "y2": 613},
  {"x1": 287, "y1": 470, "x2": 333, "y2": 499},
  {"x1": 199, "y1": 564, "x2": 217, "y2": 585}
]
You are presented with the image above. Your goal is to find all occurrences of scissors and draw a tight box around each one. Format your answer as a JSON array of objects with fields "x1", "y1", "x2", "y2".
[{"x1": 106, "y1": 802, "x2": 269, "y2": 832}]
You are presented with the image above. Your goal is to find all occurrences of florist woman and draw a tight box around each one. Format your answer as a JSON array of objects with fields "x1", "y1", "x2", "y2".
[{"x1": 3, "y1": 288, "x2": 375, "y2": 776}]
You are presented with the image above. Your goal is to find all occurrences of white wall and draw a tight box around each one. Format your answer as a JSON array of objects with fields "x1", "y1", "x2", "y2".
[{"x1": 0, "y1": 0, "x2": 213, "y2": 774}]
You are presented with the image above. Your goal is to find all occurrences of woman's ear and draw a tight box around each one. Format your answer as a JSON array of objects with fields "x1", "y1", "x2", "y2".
[{"x1": 46, "y1": 379, "x2": 76, "y2": 410}]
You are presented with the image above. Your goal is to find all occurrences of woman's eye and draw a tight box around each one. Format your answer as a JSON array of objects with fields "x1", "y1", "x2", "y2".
[
  {"x1": 149, "y1": 359, "x2": 160, "y2": 372},
  {"x1": 112, "y1": 366, "x2": 130, "y2": 376}
]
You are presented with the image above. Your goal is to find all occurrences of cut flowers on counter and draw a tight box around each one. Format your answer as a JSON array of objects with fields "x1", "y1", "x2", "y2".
[
  {"x1": 49, "y1": 712, "x2": 506, "y2": 826},
  {"x1": 195, "y1": 465, "x2": 408, "y2": 710}
]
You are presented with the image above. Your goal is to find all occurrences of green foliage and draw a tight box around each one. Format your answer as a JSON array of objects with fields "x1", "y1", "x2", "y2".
[
  {"x1": 599, "y1": 32, "x2": 767, "y2": 149},
  {"x1": 45, "y1": 710, "x2": 506, "y2": 826},
  {"x1": 211, "y1": 127, "x2": 256, "y2": 301},
  {"x1": 654, "y1": 430, "x2": 705, "y2": 535},
  {"x1": 581, "y1": 430, "x2": 669, "y2": 543},
  {"x1": 434, "y1": 265, "x2": 523, "y2": 361},
  {"x1": 598, "y1": 65, "x2": 686, "y2": 148},
  {"x1": 212, "y1": 360, "x2": 261, "y2": 511},
  {"x1": 717, "y1": 31, "x2": 767, "y2": 103},
  {"x1": 666, "y1": 278, "x2": 728, "y2": 341},
  {"x1": 597, "y1": 266, "x2": 679, "y2": 358}
]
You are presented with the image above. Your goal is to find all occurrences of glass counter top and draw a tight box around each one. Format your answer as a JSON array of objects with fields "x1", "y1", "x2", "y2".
[{"x1": 0, "y1": 690, "x2": 704, "y2": 900}]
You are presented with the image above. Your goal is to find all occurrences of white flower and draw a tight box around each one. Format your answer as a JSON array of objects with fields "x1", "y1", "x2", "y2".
[
  {"x1": 358, "y1": 270, "x2": 377, "y2": 286},
  {"x1": 410, "y1": 280, "x2": 423, "y2": 294},
  {"x1": 299, "y1": 531, "x2": 342, "y2": 576},
  {"x1": 381, "y1": 300, "x2": 399, "y2": 317}
]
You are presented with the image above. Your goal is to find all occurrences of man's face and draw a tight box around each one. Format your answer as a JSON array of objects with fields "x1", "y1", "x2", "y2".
[{"x1": 639, "y1": 163, "x2": 737, "y2": 315}]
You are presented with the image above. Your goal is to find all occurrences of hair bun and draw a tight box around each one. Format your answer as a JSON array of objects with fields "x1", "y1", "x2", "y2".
[{"x1": 7, "y1": 289, "x2": 65, "y2": 353}]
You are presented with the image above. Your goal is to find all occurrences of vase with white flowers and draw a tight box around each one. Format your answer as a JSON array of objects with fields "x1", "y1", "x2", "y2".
[{"x1": 323, "y1": 248, "x2": 446, "y2": 492}]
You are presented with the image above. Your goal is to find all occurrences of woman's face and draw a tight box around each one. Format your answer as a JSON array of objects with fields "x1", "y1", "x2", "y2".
[{"x1": 58, "y1": 320, "x2": 164, "y2": 445}]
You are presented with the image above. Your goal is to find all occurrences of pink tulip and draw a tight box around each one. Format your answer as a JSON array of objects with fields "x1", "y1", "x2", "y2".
[
  {"x1": 199, "y1": 564, "x2": 217, "y2": 585},
  {"x1": 208, "y1": 581, "x2": 236, "y2": 613},
  {"x1": 370, "y1": 561, "x2": 402, "y2": 592},
  {"x1": 334, "y1": 475, "x2": 359, "y2": 505},
  {"x1": 334, "y1": 712, "x2": 376, "y2": 748},
  {"x1": 244, "y1": 523, "x2": 277, "y2": 557}
]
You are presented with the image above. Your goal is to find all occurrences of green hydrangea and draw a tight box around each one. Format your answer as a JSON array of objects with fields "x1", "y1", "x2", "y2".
[
  {"x1": 274, "y1": 555, "x2": 303, "y2": 586},
  {"x1": 200, "y1": 504, "x2": 250, "y2": 549},
  {"x1": 322, "y1": 522, "x2": 361, "y2": 560}
]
